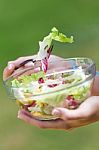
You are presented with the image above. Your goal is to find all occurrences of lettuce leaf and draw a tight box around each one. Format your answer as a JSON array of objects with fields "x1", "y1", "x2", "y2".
[
  {"x1": 37, "y1": 27, "x2": 74, "y2": 59},
  {"x1": 51, "y1": 27, "x2": 73, "y2": 43}
]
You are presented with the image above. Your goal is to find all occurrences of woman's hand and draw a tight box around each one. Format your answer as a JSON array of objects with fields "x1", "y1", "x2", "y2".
[
  {"x1": 3, "y1": 55, "x2": 37, "y2": 80},
  {"x1": 3, "y1": 55, "x2": 64, "y2": 80},
  {"x1": 17, "y1": 96, "x2": 99, "y2": 130},
  {"x1": 3, "y1": 55, "x2": 99, "y2": 130}
]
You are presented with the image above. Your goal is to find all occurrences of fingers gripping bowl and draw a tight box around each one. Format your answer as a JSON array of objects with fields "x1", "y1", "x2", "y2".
[{"x1": 4, "y1": 57, "x2": 96, "y2": 120}]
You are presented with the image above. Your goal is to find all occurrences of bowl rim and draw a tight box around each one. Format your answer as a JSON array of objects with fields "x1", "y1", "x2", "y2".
[{"x1": 3, "y1": 57, "x2": 96, "y2": 97}]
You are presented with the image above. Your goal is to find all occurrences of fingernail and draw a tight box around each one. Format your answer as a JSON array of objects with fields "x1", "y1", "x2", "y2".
[
  {"x1": 52, "y1": 109, "x2": 61, "y2": 117},
  {"x1": 8, "y1": 64, "x2": 13, "y2": 70},
  {"x1": 17, "y1": 114, "x2": 22, "y2": 119},
  {"x1": 17, "y1": 111, "x2": 22, "y2": 119},
  {"x1": 17, "y1": 114, "x2": 20, "y2": 118}
]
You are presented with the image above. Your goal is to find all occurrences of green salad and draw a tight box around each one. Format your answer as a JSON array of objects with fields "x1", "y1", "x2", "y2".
[{"x1": 10, "y1": 27, "x2": 93, "y2": 120}]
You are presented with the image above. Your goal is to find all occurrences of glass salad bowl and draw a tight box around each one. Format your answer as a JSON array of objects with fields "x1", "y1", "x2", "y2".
[{"x1": 4, "y1": 57, "x2": 96, "y2": 120}]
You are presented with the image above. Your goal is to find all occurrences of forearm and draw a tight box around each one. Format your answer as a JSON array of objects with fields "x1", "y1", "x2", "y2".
[{"x1": 92, "y1": 73, "x2": 99, "y2": 96}]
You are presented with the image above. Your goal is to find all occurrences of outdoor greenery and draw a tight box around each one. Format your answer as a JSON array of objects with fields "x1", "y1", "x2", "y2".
[{"x1": 0, "y1": 0, "x2": 99, "y2": 150}]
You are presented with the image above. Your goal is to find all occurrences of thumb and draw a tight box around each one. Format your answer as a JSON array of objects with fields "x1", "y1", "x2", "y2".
[
  {"x1": 3, "y1": 63, "x2": 15, "y2": 80},
  {"x1": 52, "y1": 107, "x2": 84, "y2": 121}
]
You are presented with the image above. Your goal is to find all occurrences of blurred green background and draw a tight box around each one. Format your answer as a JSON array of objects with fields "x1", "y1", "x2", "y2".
[{"x1": 0, "y1": 0, "x2": 99, "y2": 150}]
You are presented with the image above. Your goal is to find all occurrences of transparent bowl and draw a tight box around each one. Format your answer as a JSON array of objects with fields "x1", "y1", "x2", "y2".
[{"x1": 4, "y1": 57, "x2": 96, "y2": 120}]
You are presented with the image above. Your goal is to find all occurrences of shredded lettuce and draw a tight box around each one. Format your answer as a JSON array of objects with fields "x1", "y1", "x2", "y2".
[
  {"x1": 30, "y1": 71, "x2": 45, "y2": 81},
  {"x1": 34, "y1": 90, "x2": 66, "y2": 107},
  {"x1": 11, "y1": 71, "x2": 45, "y2": 87},
  {"x1": 33, "y1": 81, "x2": 91, "y2": 106},
  {"x1": 11, "y1": 79, "x2": 21, "y2": 87}
]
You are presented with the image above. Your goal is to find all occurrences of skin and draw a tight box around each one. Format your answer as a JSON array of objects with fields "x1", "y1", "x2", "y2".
[{"x1": 3, "y1": 55, "x2": 99, "y2": 130}]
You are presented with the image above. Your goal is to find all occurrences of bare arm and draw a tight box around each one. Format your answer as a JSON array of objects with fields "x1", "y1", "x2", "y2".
[{"x1": 92, "y1": 75, "x2": 99, "y2": 96}]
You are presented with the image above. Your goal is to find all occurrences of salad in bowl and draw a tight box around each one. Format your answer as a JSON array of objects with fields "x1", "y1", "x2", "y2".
[{"x1": 4, "y1": 27, "x2": 96, "y2": 120}]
